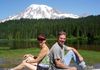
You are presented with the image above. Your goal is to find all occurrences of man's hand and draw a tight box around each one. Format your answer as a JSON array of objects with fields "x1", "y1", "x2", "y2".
[{"x1": 79, "y1": 56, "x2": 84, "y2": 62}]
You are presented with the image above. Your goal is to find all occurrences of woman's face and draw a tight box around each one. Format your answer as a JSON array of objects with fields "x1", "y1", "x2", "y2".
[{"x1": 38, "y1": 40, "x2": 45, "y2": 46}]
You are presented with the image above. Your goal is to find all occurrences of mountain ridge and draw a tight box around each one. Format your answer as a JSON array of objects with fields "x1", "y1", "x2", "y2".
[{"x1": 1, "y1": 4, "x2": 79, "y2": 22}]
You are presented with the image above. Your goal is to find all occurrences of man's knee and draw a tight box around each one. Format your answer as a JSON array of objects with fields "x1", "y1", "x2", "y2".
[{"x1": 67, "y1": 50, "x2": 75, "y2": 55}]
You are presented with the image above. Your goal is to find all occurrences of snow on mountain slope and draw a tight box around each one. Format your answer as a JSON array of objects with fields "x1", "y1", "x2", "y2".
[{"x1": 1, "y1": 4, "x2": 79, "y2": 22}]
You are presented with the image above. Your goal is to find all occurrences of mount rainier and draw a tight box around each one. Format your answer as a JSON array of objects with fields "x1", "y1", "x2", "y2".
[{"x1": 1, "y1": 4, "x2": 79, "y2": 22}]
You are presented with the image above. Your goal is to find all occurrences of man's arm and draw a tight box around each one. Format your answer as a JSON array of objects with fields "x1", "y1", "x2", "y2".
[
  {"x1": 66, "y1": 47, "x2": 83, "y2": 62},
  {"x1": 55, "y1": 58, "x2": 70, "y2": 69}
]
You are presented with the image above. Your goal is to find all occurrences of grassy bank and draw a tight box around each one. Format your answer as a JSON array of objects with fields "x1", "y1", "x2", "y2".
[
  {"x1": 0, "y1": 47, "x2": 40, "y2": 59},
  {"x1": 0, "y1": 48, "x2": 100, "y2": 67},
  {"x1": 78, "y1": 50, "x2": 100, "y2": 65}
]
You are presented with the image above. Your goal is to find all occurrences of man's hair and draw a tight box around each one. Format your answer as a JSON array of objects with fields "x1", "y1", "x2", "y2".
[
  {"x1": 58, "y1": 31, "x2": 67, "y2": 37},
  {"x1": 37, "y1": 34, "x2": 46, "y2": 41}
]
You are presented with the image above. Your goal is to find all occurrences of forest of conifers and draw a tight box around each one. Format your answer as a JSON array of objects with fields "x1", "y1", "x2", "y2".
[{"x1": 0, "y1": 15, "x2": 100, "y2": 40}]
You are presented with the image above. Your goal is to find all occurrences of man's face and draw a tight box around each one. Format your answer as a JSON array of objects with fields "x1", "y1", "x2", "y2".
[{"x1": 58, "y1": 34, "x2": 66, "y2": 45}]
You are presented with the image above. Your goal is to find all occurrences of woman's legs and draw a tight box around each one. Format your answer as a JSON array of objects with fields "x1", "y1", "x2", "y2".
[{"x1": 11, "y1": 60, "x2": 37, "y2": 70}]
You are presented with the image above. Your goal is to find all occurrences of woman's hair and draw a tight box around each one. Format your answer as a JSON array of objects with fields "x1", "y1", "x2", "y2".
[{"x1": 37, "y1": 34, "x2": 46, "y2": 41}]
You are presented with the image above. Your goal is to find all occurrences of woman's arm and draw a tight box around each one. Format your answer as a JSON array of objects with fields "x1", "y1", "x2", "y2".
[{"x1": 27, "y1": 47, "x2": 48, "y2": 63}]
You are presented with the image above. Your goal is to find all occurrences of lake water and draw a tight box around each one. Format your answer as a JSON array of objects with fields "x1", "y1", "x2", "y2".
[{"x1": 0, "y1": 39, "x2": 99, "y2": 51}]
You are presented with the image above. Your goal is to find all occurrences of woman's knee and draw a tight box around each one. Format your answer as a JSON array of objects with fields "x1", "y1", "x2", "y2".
[{"x1": 22, "y1": 60, "x2": 27, "y2": 65}]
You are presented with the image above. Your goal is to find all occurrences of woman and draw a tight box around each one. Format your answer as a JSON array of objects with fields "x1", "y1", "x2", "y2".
[{"x1": 11, "y1": 34, "x2": 49, "y2": 70}]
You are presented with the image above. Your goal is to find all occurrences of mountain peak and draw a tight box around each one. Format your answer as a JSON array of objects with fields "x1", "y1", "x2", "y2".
[
  {"x1": 1, "y1": 4, "x2": 79, "y2": 22},
  {"x1": 28, "y1": 4, "x2": 52, "y2": 9}
]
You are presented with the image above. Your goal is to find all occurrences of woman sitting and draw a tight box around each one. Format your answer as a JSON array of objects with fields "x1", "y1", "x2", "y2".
[{"x1": 10, "y1": 34, "x2": 49, "y2": 70}]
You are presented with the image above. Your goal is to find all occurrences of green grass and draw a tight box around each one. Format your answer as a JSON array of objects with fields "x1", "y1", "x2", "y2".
[
  {"x1": 0, "y1": 48, "x2": 100, "y2": 67},
  {"x1": 0, "y1": 47, "x2": 40, "y2": 59},
  {"x1": 79, "y1": 50, "x2": 100, "y2": 65},
  {"x1": 0, "y1": 47, "x2": 41, "y2": 67}
]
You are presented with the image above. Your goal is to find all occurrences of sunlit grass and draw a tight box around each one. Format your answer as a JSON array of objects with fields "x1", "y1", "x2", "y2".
[
  {"x1": 0, "y1": 48, "x2": 100, "y2": 67},
  {"x1": 0, "y1": 47, "x2": 40, "y2": 59},
  {"x1": 79, "y1": 50, "x2": 100, "y2": 65}
]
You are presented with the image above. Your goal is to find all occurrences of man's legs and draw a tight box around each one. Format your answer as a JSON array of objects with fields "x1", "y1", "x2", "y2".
[{"x1": 64, "y1": 50, "x2": 86, "y2": 69}]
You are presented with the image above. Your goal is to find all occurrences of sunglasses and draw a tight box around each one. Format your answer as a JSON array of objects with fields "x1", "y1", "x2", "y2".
[{"x1": 37, "y1": 38, "x2": 45, "y2": 41}]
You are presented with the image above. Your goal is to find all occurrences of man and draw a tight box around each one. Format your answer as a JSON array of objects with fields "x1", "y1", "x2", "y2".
[{"x1": 49, "y1": 31, "x2": 86, "y2": 70}]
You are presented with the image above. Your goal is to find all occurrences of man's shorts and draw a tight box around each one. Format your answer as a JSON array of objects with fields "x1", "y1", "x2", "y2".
[{"x1": 37, "y1": 64, "x2": 49, "y2": 70}]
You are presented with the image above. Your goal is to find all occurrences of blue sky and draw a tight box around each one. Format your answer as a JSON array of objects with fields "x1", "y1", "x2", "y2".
[{"x1": 0, "y1": 0, "x2": 100, "y2": 20}]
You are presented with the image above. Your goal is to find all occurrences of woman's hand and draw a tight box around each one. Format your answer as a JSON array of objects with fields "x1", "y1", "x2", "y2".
[
  {"x1": 26, "y1": 59, "x2": 29, "y2": 63},
  {"x1": 26, "y1": 57, "x2": 35, "y2": 63}
]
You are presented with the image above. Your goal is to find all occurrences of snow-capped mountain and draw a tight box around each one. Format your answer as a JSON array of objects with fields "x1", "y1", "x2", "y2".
[{"x1": 1, "y1": 4, "x2": 79, "y2": 22}]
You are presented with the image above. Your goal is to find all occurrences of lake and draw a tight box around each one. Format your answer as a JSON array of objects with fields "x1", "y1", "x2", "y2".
[
  {"x1": 5, "y1": 39, "x2": 100, "y2": 50},
  {"x1": 0, "y1": 39, "x2": 100, "y2": 50}
]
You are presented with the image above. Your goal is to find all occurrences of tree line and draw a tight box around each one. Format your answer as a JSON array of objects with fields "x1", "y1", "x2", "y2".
[{"x1": 0, "y1": 15, "x2": 100, "y2": 40}]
